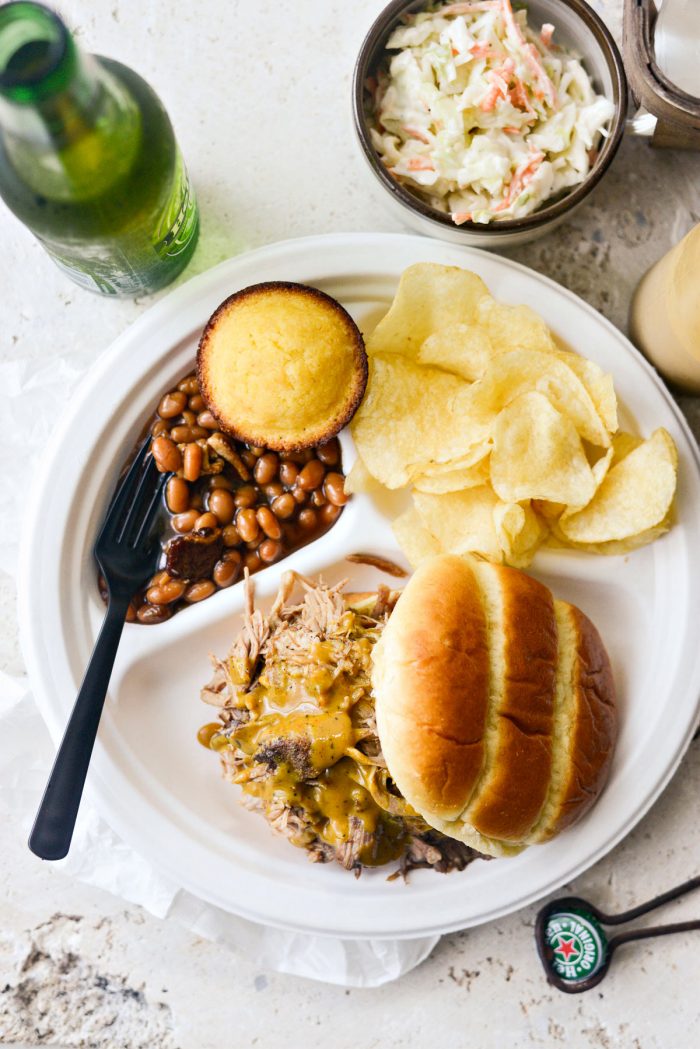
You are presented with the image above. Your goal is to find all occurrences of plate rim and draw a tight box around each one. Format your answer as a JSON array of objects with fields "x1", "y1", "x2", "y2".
[{"x1": 18, "y1": 231, "x2": 700, "y2": 939}]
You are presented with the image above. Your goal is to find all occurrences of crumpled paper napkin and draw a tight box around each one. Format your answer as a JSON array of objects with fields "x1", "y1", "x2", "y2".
[
  {"x1": 0, "y1": 668, "x2": 439, "y2": 988},
  {"x1": 0, "y1": 347, "x2": 439, "y2": 988}
]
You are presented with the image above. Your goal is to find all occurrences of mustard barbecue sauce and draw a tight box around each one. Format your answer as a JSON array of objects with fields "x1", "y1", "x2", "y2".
[{"x1": 202, "y1": 615, "x2": 409, "y2": 866}]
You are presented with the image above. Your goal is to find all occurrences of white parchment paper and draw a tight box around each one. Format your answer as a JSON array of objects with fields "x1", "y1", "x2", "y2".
[
  {"x1": 0, "y1": 355, "x2": 439, "y2": 988},
  {"x1": 0, "y1": 672, "x2": 439, "y2": 987}
]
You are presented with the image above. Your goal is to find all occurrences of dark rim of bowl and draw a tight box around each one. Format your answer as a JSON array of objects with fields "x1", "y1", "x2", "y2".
[{"x1": 352, "y1": 0, "x2": 628, "y2": 235}]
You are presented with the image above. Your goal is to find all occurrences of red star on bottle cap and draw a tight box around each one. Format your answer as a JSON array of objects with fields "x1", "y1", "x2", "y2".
[{"x1": 554, "y1": 936, "x2": 578, "y2": 962}]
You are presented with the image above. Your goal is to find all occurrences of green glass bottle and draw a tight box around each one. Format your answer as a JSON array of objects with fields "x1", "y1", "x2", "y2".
[{"x1": 0, "y1": 1, "x2": 199, "y2": 295}]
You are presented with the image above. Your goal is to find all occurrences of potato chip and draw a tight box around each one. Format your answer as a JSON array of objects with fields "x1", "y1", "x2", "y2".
[
  {"x1": 554, "y1": 350, "x2": 618, "y2": 435},
  {"x1": 350, "y1": 353, "x2": 490, "y2": 488},
  {"x1": 407, "y1": 441, "x2": 492, "y2": 479},
  {"x1": 356, "y1": 262, "x2": 676, "y2": 567},
  {"x1": 392, "y1": 507, "x2": 441, "y2": 568},
  {"x1": 591, "y1": 448, "x2": 613, "y2": 487},
  {"x1": 493, "y1": 501, "x2": 548, "y2": 568},
  {"x1": 344, "y1": 455, "x2": 382, "y2": 495},
  {"x1": 532, "y1": 498, "x2": 567, "y2": 521},
  {"x1": 558, "y1": 428, "x2": 678, "y2": 543},
  {"x1": 476, "y1": 297, "x2": 557, "y2": 356},
  {"x1": 417, "y1": 299, "x2": 559, "y2": 383},
  {"x1": 418, "y1": 323, "x2": 494, "y2": 382},
  {"x1": 610, "y1": 430, "x2": 643, "y2": 466},
  {"x1": 550, "y1": 446, "x2": 613, "y2": 515},
  {"x1": 574, "y1": 432, "x2": 641, "y2": 509},
  {"x1": 413, "y1": 487, "x2": 502, "y2": 562},
  {"x1": 367, "y1": 264, "x2": 490, "y2": 359},
  {"x1": 413, "y1": 456, "x2": 491, "y2": 494},
  {"x1": 547, "y1": 519, "x2": 670, "y2": 556},
  {"x1": 491, "y1": 392, "x2": 597, "y2": 506},
  {"x1": 471, "y1": 349, "x2": 611, "y2": 448}
]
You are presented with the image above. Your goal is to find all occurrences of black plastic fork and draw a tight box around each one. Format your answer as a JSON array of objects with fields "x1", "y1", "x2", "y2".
[{"x1": 29, "y1": 439, "x2": 166, "y2": 861}]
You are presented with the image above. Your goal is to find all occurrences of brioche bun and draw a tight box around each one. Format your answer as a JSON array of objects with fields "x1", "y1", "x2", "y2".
[
  {"x1": 197, "y1": 282, "x2": 367, "y2": 451},
  {"x1": 372, "y1": 554, "x2": 616, "y2": 857}
]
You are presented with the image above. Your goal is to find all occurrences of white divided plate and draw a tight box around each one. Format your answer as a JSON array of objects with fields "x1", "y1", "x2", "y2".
[{"x1": 19, "y1": 233, "x2": 700, "y2": 940}]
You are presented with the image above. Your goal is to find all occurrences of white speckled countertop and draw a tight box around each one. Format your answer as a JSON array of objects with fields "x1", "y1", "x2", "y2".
[{"x1": 2, "y1": 2, "x2": 700, "y2": 1046}]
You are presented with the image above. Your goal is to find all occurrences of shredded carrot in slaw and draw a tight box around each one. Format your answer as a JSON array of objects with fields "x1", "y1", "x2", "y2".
[{"x1": 370, "y1": 0, "x2": 615, "y2": 224}]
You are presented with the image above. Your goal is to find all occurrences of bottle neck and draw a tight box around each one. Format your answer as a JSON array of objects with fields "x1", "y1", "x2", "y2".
[
  {"x1": 0, "y1": 3, "x2": 105, "y2": 142},
  {"x1": 0, "y1": 3, "x2": 141, "y2": 202}
]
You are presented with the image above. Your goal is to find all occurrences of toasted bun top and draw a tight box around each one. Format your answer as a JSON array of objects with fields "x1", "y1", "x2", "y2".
[
  {"x1": 197, "y1": 282, "x2": 368, "y2": 451},
  {"x1": 372, "y1": 554, "x2": 616, "y2": 857}
]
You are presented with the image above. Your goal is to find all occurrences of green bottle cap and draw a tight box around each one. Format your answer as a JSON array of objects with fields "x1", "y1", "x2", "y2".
[
  {"x1": 542, "y1": 908, "x2": 609, "y2": 985},
  {"x1": 0, "y1": 1, "x2": 76, "y2": 103},
  {"x1": 536, "y1": 880, "x2": 700, "y2": 994}
]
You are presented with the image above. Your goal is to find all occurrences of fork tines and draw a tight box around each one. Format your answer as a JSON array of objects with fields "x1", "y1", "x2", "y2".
[{"x1": 98, "y1": 439, "x2": 166, "y2": 551}]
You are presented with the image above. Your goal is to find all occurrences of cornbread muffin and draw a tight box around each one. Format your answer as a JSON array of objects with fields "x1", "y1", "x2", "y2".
[{"x1": 197, "y1": 282, "x2": 368, "y2": 451}]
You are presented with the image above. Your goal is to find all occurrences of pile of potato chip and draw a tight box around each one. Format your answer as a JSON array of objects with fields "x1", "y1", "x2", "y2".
[{"x1": 347, "y1": 263, "x2": 678, "y2": 569}]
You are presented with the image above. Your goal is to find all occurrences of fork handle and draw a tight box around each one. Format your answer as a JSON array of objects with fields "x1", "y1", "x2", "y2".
[{"x1": 28, "y1": 595, "x2": 131, "y2": 861}]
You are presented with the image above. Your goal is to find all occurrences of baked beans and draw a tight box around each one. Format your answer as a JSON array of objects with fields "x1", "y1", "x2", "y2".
[
  {"x1": 107, "y1": 372, "x2": 347, "y2": 623},
  {"x1": 159, "y1": 391, "x2": 187, "y2": 418},
  {"x1": 166, "y1": 477, "x2": 190, "y2": 514},
  {"x1": 152, "y1": 435, "x2": 182, "y2": 474},
  {"x1": 279, "y1": 461, "x2": 298, "y2": 487},
  {"x1": 183, "y1": 442, "x2": 203, "y2": 482},
  {"x1": 259, "y1": 538, "x2": 282, "y2": 563},
  {"x1": 178, "y1": 376, "x2": 199, "y2": 395},
  {"x1": 150, "y1": 418, "x2": 170, "y2": 438},
  {"x1": 236, "y1": 508, "x2": 260, "y2": 543},
  {"x1": 209, "y1": 474, "x2": 235, "y2": 492},
  {"x1": 222, "y1": 523, "x2": 242, "y2": 547},
  {"x1": 147, "y1": 579, "x2": 186, "y2": 605},
  {"x1": 254, "y1": 452, "x2": 278, "y2": 485},
  {"x1": 320, "y1": 503, "x2": 341, "y2": 526},
  {"x1": 271, "y1": 493, "x2": 295, "y2": 519},
  {"x1": 197, "y1": 410, "x2": 219, "y2": 430},
  {"x1": 194, "y1": 512, "x2": 219, "y2": 531},
  {"x1": 297, "y1": 460, "x2": 325, "y2": 491},
  {"x1": 323, "y1": 473, "x2": 348, "y2": 507},
  {"x1": 171, "y1": 424, "x2": 200, "y2": 444},
  {"x1": 234, "y1": 485, "x2": 257, "y2": 509},
  {"x1": 256, "y1": 506, "x2": 282, "y2": 540},
  {"x1": 317, "y1": 438, "x2": 340, "y2": 466},
  {"x1": 298, "y1": 507, "x2": 317, "y2": 531},
  {"x1": 213, "y1": 558, "x2": 239, "y2": 588},
  {"x1": 244, "y1": 549, "x2": 262, "y2": 572},
  {"x1": 263, "y1": 482, "x2": 283, "y2": 502},
  {"x1": 184, "y1": 579, "x2": 216, "y2": 603},
  {"x1": 208, "y1": 488, "x2": 236, "y2": 524},
  {"x1": 172, "y1": 510, "x2": 199, "y2": 533}
]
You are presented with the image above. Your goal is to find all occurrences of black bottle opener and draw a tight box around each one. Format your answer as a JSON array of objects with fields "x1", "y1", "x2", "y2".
[{"x1": 535, "y1": 876, "x2": 700, "y2": 993}]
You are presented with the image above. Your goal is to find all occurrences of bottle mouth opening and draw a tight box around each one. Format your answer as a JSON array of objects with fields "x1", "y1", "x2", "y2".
[{"x1": 0, "y1": 1, "x2": 70, "y2": 100}]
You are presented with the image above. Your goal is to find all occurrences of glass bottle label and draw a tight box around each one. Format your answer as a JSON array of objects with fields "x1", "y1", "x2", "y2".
[{"x1": 37, "y1": 159, "x2": 199, "y2": 296}]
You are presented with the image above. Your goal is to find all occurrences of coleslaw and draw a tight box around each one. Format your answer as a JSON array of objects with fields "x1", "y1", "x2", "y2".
[{"x1": 368, "y1": 0, "x2": 616, "y2": 224}]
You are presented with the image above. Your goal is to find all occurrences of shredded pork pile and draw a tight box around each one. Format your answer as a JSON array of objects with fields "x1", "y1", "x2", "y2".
[{"x1": 201, "y1": 571, "x2": 481, "y2": 877}]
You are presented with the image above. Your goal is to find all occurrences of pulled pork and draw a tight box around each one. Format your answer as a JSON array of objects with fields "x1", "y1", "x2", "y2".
[{"x1": 200, "y1": 571, "x2": 481, "y2": 878}]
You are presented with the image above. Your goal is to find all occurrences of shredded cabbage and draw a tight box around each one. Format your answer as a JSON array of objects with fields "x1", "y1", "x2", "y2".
[{"x1": 369, "y1": 0, "x2": 616, "y2": 224}]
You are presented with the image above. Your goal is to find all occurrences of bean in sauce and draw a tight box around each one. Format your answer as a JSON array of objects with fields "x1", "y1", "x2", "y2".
[
  {"x1": 183, "y1": 442, "x2": 203, "y2": 482},
  {"x1": 104, "y1": 372, "x2": 348, "y2": 623},
  {"x1": 166, "y1": 477, "x2": 190, "y2": 514},
  {"x1": 297, "y1": 459, "x2": 325, "y2": 491},
  {"x1": 208, "y1": 488, "x2": 236, "y2": 524}
]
